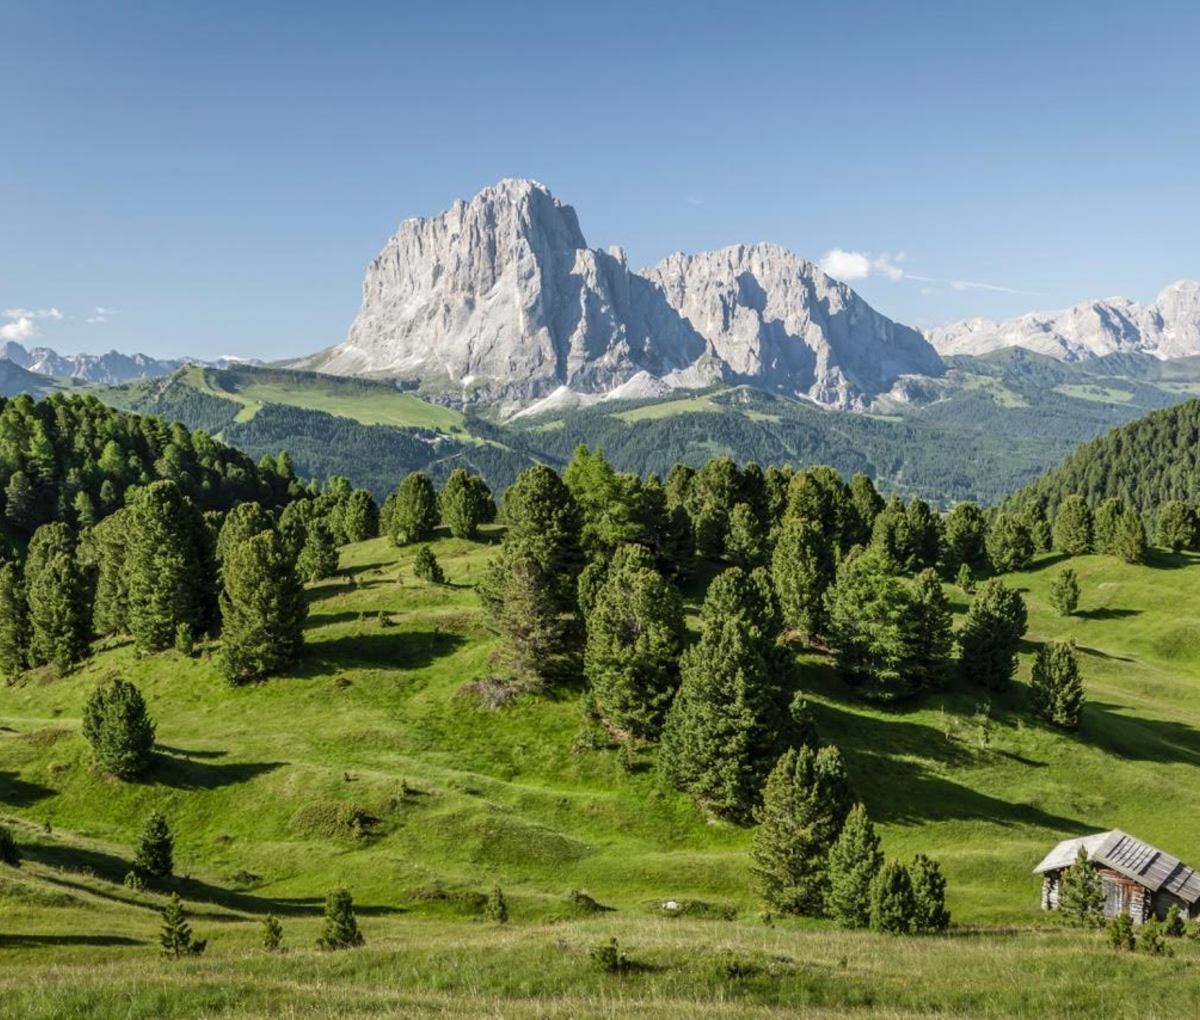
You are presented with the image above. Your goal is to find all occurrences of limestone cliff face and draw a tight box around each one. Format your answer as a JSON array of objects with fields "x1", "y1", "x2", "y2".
[
  {"x1": 307, "y1": 179, "x2": 717, "y2": 403},
  {"x1": 644, "y1": 243, "x2": 943, "y2": 408},
  {"x1": 306, "y1": 179, "x2": 944, "y2": 409},
  {"x1": 928, "y1": 281, "x2": 1200, "y2": 362}
]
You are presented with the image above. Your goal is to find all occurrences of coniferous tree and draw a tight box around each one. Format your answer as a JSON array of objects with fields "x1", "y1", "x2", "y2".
[
  {"x1": 1111, "y1": 505, "x2": 1147, "y2": 564},
  {"x1": 955, "y1": 561, "x2": 975, "y2": 595},
  {"x1": 687, "y1": 457, "x2": 742, "y2": 558},
  {"x1": 847, "y1": 472, "x2": 884, "y2": 546},
  {"x1": 1058, "y1": 845, "x2": 1104, "y2": 927},
  {"x1": 88, "y1": 509, "x2": 131, "y2": 636},
  {"x1": 1022, "y1": 504, "x2": 1053, "y2": 554},
  {"x1": 944, "y1": 501, "x2": 989, "y2": 572},
  {"x1": 750, "y1": 745, "x2": 854, "y2": 915},
  {"x1": 726, "y1": 502, "x2": 768, "y2": 569},
  {"x1": 562, "y1": 446, "x2": 649, "y2": 559},
  {"x1": 124, "y1": 481, "x2": 208, "y2": 654},
  {"x1": 1107, "y1": 911, "x2": 1135, "y2": 951},
  {"x1": 986, "y1": 512, "x2": 1035, "y2": 573},
  {"x1": 261, "y1": 913, "x2": 284, "y2": 951},
  {"x1": 0, "y1": 561, "x2": 29, "y2": 682},
  {"x1": 486, "y1": 542, "x2": 568, "y2": 690},
  {"x1": 317, "y1": 888, "x2": 364, "y2": 949},
  {"x1": 1049, "y1": 567, "x2": 1080, "y2": 616},
  {"x1": 484, "y1": 884, "x2": 509, "y2": 924},
  {"x1": 584, "y1": 551, "x2": 685, "y2": 739},
  {"x1": 906, "y1": 569, "x2": 954, "y2": 690},
  {"x1": 1030, "y1": 641, "x2": 1085, "y2": 729},
  {"x1": 1156, "y1": 500, "x2": 1196, "y2": 552},
  {"x1": 869, "y1": 860, "x2": 916, "y2": 934},
  {"x1": 4, "y1": 470, "x2": 39, "y2": 532},
  {"x1": 24, "y1": 523, "x2": 88, "y2": 673},
  {"x1": 1052, "y1": 495, "x2": 1094, "y2": 555},
  {"x1": 219, "y1": 530, "x2": 306, "y2": 684},
  {"x1": 659, "y1": 588, "x2": 788, "y2": 822},
  {"x1": 1164, "y1": 904, "x2": 1186, "y2": 938},
  {"x1": 771, "y1": 516, "x2": 834, "y2": 640},
  {"x1": 825, "y1": 549, "x2": 920, "y2": 699},
  {"x1": 1093, "y1": 497, "x2": 1125, "y2": 554},
  {"x1": 903, "y1": 497, "x2": 944, "y2": 571},
  {"x1": 439, "y1": 468, "x2": 495, "y2": 540},
  {"x1": 339, "y1": 488, "x2": 379, "y2": 544},
  {"x1": 134, "y1": 811, "x2": 174, "y2": 880},
  {"x1": 215, "y1": 501, "x2": 275, "y2": 568},
  {"x1": 81, "y1": 678, "x2": 156, "y2": 778},
  {"x1": 389, "y1": 472, "x2": 439, "y2": 545},
  {"x1": 958, "y1": 579, "x2": 1028, "y2": 691},
  {"x1": 412, "y1": 545, "x2": 445, "y2": 584},
  {"x1": 909, "y1": 854, "x2": 951, "y2": 933},
  {"x1": 493, "y1": 465, "x2": 584, "y2": 612},
  {"x1": 160, "y1": 894, "x2": 205, "y2": 958},
  {"x1": 295, "y1": 518, "x2": 339, "y2": 582},
  {"x1": 826, "y1": 803, "x2": 883, "y2": 928}
]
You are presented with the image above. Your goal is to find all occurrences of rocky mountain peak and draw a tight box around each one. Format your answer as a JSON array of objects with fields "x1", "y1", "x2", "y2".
[{"x1": 302, "y1": 181, "x2": 945, "y2": 411}]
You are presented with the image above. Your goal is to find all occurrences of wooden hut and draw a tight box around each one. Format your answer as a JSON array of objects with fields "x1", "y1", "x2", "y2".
[{"x1": 1035, "y1": 829, "x2": 1200, "y2": 923}]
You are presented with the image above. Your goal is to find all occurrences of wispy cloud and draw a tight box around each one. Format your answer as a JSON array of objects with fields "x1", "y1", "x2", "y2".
[
  {"x1": 819, "y1": 248, "x2": 908, "y2": 283},
  {"x1": 818, "y1": 251, "x2": 1037, "y2": 297},
  {"x1": 685, "y1": 193, "x2": 705, "y2": 207},
  {"x1": 87, "y1": 305, "x2": 116, "y2": 324},
  {"x1": 3, "y1": 307, "x2": 62, "y2": 321},
  {"x1": 949, "y1": 279, "x2": 1038, "y2": 295}
]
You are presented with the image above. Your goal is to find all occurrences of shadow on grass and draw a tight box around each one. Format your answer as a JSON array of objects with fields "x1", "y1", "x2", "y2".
[
  {"x1": 0, "y1": 933, "x2": 144, "y2": 948},
  {"x1": 298, "y1": 628, "x2": 466, "y2": 673},
  {"x1": 0, "y1": 770, "x2": 56, "y2": 807},
  {"x1": 1076, "y1": 607, "x2": 1141, "y2": 621},
  {"x1": 23, "y1": 841, "x2": 404, "y2": 919},
  {"x1": 150, "y1": 753, "x2": 284, "y2": 792},
  {"x1": 1076, "y1": 644, "x2": 1135, "y2": 663},
  {"x1": 1083, "y1": 701, "x2": 1200, "y2": 766}
]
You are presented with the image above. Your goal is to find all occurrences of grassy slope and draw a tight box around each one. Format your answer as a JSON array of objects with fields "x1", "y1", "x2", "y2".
[
  {"x1": 5, "y1": 536, "x2": 1200, "y2": 1014},
  {"x1": 184, "y1": 366, "x2": 468, "y2": 432}
]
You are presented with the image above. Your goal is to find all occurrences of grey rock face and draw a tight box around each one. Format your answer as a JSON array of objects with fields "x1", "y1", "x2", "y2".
[
  {"x1": 306, "y1": 179, "x2": 943, "y2": 410},
  {"x1": 928, "y1": 281, "x2": 1200, "y2": 361},
  {"x1": 644, "y1": 243, "x2": 943, "y2": 408}
]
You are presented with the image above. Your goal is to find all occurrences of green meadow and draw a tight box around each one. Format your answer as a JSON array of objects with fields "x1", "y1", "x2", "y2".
[{"x1": 5, "y1": 532, "x2": 1200, "y2": 1016}]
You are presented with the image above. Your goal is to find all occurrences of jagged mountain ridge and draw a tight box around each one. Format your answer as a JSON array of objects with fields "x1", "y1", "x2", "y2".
[
  {"x1": 927, "y1": 281, "x2": 1200, "y2": 362},
  {"x1": 301, "y1": 179, "x2": 944, "y2": 411},
  {"x1": 0, "y1": 341, "x2": 256, "y2": 386}
]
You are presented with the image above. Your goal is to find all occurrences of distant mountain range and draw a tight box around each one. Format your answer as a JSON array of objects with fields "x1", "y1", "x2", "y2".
[
  {"x1": 927, "y1": 281, "x2": 1200, "y2": 362},
  {"x1": 294, "y1": 178, "x2": 944, "y2": 413},
  {"x1": 0, "y1": 341, "x2": 257, "y2": 386}
]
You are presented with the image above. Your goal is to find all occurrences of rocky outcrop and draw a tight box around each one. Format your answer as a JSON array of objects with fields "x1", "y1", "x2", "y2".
[
  {"x1": 305, "y1": 179, "x2": 944, "y2": 411},
  {"x1": 928, "y1": 281, "x2": 1200, "y2": 362},
  {"x1": 644, "y1": 243, "x2": 943, "y2": 408}
]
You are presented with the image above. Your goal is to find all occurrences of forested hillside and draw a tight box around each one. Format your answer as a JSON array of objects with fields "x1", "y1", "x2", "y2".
[
  {"x1": 1009, "y1": 399, "x2": 1200, "y2": 517},
  {"x1": 0, "y1": 393, "x2": 298, "y2": 553}
]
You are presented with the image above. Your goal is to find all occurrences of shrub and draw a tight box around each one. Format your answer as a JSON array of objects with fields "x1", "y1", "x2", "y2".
[
  {"x1": 412, "y1": 546, "x2": 445, "y2": 584},
  {"x1": 81, "y1": 678, "x2": 156, "y2": 779},
  {"x1": 262, "y1": 913, "x2": 284, "y2": 951},
  {"x1": 160, "y1": 894, "x2": 206, "y2": 958},
  {"x1": 1164, "y1": 904, "x2": 1186, "y2": 938},
  {"x1": 174, "y1": 622, "x2": 194, "y2": 657},
  {"x1": 869, "y1": 860, "x2": 916, "y2": 935},
  {"x1": 1048, "y1": 567, "x2": 1080, "y2": 616},
  {"x1": 484, "y1": 884, "x2": 509, "y2": 924},
  {"x1": 1107, "y1": 911, "x2": 1135, "y2": 951},
  {"x1": 133, "y1": 812, "x2": 173, "y2": 880},
  {"x1": 591, "y1": 937, "x2": 630, "y2": 973},
  {"x1": 317, "y1": 888, "x2": 364, "y2": 949},
  {"x1": 1139, "y1": 917, "x2": 1170, "y2": 956}
]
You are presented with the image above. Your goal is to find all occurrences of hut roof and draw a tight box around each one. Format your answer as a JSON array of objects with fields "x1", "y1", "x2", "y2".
[{"x1": 1034, "y1": 830, "x2": 1200, "y2": 904}]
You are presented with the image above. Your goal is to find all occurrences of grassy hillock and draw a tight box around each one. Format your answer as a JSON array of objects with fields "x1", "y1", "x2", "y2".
[{"x1": 6, "y1": 530, "x2": 1200, "y2": 1015}]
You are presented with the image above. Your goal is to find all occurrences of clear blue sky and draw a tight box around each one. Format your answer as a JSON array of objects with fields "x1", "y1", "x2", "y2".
[{"x1": 3, "y1": 0, "x2": 1198, "y2": 361}]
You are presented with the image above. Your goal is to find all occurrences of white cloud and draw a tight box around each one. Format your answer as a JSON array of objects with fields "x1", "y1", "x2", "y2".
[
  {"x1": 3, "y1": 307, "x2": 62, "y2": 321},
  {"x1": 87, "y1": 306, "x2": 116, "y2": 324},
  {"x1": 950, "y1": 279, "x2": 1038, "y2": 295},
  {"x1": 0, "y1": 316, "x2": 36, "y2": 342},
  {"x1": 818, "y1": 248, "x2": 907, "y2": 283},
  {"x1": 685, "y1": 193, "x2": 705, "y2": 207}
]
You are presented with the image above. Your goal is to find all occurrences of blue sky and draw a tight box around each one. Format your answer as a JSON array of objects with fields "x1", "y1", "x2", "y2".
[{"x1": 2, "y1": 0, "x2": 1198, "y2": 361}]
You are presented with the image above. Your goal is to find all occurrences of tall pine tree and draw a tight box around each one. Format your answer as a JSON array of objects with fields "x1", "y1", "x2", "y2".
[
  {"x1": 826, "y1": 802, "x2": 883, "y2": 928},
  {"x1": 24, "y1": 523, "x2": 88, "y2": 673},
  {"x1": 958, "y1": 579, "x2": 1027, "y2": 691},
  {"x1": 219, "y1": 530, "x2": 306, "y2": 684},
  {"x1": 0, "y1": 560, "x2": 29, "y2": 682},
  {"x1": 81, "y1": 678, "x2": 156, "y2": 778}
]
